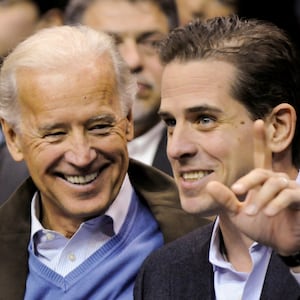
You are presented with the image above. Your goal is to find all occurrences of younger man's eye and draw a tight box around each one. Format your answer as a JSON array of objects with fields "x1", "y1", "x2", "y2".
[
  {"x1": 199, "y1": 116, "x2": 214, "y2": 124},
  {"x1": 163, "y1": 118, "x2": 176, "y2": 127},
  {"x1": 195, "y1": 114, "x2": 217, "y2": 130}
]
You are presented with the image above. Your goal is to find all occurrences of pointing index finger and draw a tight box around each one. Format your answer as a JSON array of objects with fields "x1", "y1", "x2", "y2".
[{"x1": 253, "y1": 119, "x2": 272, "y2": 170}]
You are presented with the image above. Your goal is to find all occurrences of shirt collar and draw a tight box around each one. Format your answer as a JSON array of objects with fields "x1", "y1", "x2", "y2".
[
  {"x1": 209, "y1": 217, "x2": 229, "y2": 269},
  {"x1": 128, "y1": 121, "x2": 165, "y2": 152},
  {"x1": 31, "y1": 173, "x2": 133, "y2": 238},
  {"x1": 0, "y1": 129, "x2": 5, "y2": 146},
  {"x1": 103, "y1": 173, "x2": 133, "y2": 234},
  {"x1": 209, "y1": 217, "x2": 262, "y2": 270}
]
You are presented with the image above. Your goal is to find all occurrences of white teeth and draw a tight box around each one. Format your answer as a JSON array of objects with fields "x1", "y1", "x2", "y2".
[
  {"x1": 64, "y1": 172, "x2": 98, "y2": 185},
  {"x1": 182, "y1": 171, "x2": 209, "y2": 181}
]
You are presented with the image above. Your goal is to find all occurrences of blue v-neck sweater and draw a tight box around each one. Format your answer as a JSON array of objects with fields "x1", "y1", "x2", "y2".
[{"x1": 24, "y1": 192, "x2": 163, "y2": 300}]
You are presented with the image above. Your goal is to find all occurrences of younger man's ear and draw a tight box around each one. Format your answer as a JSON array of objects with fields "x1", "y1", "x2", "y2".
[
  {"x1": 1, "y1": 119, "x2": 24, "y2": 161},
  {"x1": 265, "y1": 103, "x2": 296, "y2": 153}
]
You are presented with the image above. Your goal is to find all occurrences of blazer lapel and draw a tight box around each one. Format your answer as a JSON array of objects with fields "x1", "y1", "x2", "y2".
[
  {"x1": 0, "y1": 178, "x2": 35, "y2": 300},
  {"x1": 261, "y1": 252, "x2": 300, "y2": 300}
]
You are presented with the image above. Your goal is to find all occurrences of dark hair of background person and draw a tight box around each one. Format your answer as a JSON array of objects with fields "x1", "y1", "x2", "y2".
[
  {"x1": 159, "y1": 15, "x2": 300, "y2": 168},
  {"x1": 32, "y1": 0, "x2": 69, "y2": 15},
  {"x1": 237, "y1": 0, "x2": 300, "y2": 51},
  {"x1": 64, "y1": 0, "x2": 179, "y2": 30}
]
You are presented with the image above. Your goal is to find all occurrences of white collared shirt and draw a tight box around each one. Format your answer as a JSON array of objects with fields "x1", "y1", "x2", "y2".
[
  {"x1": 209, "y1": 218, "x2": 272, "y2": 300},
  {"x1": 127, "y1": 121, "x2": 165, "y2": 166},
  {"x1": 30, "y1": 174, "x2": 133, "y2": 277}
]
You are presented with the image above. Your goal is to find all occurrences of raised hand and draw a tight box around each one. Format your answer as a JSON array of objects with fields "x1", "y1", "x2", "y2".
[{"x1": 206, "y1": 119, "x2": 300, "y2": 256}]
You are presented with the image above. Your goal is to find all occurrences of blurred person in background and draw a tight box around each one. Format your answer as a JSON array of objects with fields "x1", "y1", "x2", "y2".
[
  {"x1": 64, "y1": 0, "x2": 179, "y2": 176},
  {"x1": 0, "y1": 0, "x2": 68, "y2": 63},
  {"x1": 0, "y1": 0, "x2": 69, "y2": 205},
  {"x1": 0, "y1": 0, "x2": 38, "y2": 62},
  {"x1": 175, "y1": 0, "x2": 237, "y2": 25}
]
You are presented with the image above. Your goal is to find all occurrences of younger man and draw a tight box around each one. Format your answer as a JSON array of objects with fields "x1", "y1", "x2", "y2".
[{"x1": 134, "y1": 16, "x2": 300, "y2": 299}]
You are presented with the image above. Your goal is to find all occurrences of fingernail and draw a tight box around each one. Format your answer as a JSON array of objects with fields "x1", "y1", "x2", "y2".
[
  {"x1": 244, "y1": 204, "x2": 257, "y2": 215},
  {"x1": 231, "y1": 183, "x2": 244, "y2": 193},
  {"x1": 264, "y1": 206, "x2": 277, "y2": 216},
  {"x1": 280, "y1": 177, "x2": 289, "y2": 186}
]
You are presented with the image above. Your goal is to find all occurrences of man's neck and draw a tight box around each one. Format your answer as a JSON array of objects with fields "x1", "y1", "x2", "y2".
[{"x1": 219, "y1": 214, "x2": 254, "y2": 272}]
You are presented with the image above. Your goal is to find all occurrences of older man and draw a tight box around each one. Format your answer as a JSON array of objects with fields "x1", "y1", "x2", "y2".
[{"x1": 0, "y1": 25, "x2": 209, "y2": 299}]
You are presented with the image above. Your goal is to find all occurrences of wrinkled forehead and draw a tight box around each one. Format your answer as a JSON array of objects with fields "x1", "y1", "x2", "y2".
[{"x1": 15, "y1": 54, "x2": 120, "y2": 111}]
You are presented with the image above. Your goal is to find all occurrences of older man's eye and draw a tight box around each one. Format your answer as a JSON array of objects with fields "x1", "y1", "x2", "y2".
[
  {"x1": 44, "y1": 131, "x2": 66, "y2": 137},
  {"x1": 90, "y1": 123, "x2": 114, "y2": 135},
  {"x1": 42, "y1": 131, "x2": 66, "y2": 143}
]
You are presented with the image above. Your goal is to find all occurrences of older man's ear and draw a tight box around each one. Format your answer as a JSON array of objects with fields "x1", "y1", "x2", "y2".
[{"x1": 1, "y1": 119, "x2": 24, "y2": 162}]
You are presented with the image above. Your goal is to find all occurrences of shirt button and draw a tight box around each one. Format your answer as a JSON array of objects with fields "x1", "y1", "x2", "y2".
[
  {"x1": 68, "y1": 253, "x2": 76, "y2": 262},
  {"x1": 46, "y1": 233, "x2": 55, "y2": 241}
]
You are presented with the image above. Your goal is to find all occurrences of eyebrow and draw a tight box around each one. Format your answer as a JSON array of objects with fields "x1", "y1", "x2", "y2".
[
  {"x1": 159, "y1": 105, "x2": 223, "y2": 117},
  {"x1": 186, "y1": 105, "x2": 223, "y2": 114},
  {"x1": 38, "y1": 123, "x2": 67, "y2": 133},
  {"x1": 88, "y1": 114, "x2": 116, "y2": 123}
]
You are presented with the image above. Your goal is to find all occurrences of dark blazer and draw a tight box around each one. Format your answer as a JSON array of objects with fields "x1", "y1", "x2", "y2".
[
  {"x1": 0, "y1": 159, "x2": 210, "y2": 300},
  {"x1": 134, "y1": 223, "x2": 300, "y2": 300},
  {"x1": 152, "y1": 128, "x2": 173, "y2": 177},
  {"x1": 0, "y1": 143, "x2": 29, "y2": 205}
]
